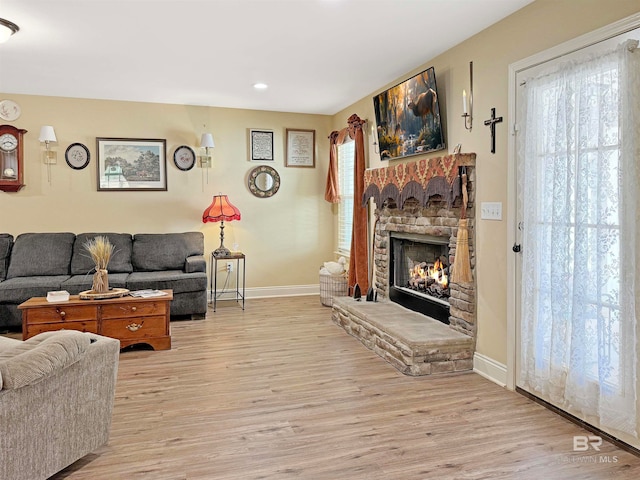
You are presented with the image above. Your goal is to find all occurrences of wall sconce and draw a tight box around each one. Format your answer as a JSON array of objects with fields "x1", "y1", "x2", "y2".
[
  {"x1": 39, "y1": 126, "x2": 57, "y2": 184},
  {"x1": 371, "y1": 122, "x2": 380, "y2": 154},
  {"x1": 199, "y1": 133, "x2": 214, "y2": 167},
  {"x1": 0, "y1": 18, "x2": 19, "y2": 43},
  {"x1": 462, "y1": 61, "x2": 473, "y2": 131},
  {"x1": 199, "y1": 133, "x2": 214, "y2": 185}
]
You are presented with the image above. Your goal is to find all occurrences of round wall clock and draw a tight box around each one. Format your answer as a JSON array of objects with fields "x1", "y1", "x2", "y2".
[
  {"x1": 0, "y1": 133, "x2": 18, "y2": 152},
  {"x1": 0, "y1": 100, "x2": 21, "y2": 121},
  {"x1": 65, "y1": 143, "x2": 90, "y2": 170},
  {"x1": 173, "y1": 145, "x2": 196, "y2": 171}
]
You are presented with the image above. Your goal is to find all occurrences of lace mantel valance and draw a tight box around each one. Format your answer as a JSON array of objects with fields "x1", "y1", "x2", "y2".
[{"x1": 362, "y1": 153, "x2": 475, "y2": 207}]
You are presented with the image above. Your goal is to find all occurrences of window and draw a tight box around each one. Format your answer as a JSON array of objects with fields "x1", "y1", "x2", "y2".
[{"x1": 337, "y1": 140, "x2": 355, "y2": 255}]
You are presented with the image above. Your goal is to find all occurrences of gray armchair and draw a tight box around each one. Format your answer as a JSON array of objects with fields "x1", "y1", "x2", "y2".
[{"x1": 0, "y1": 331, "x2": 120, "y2": 480}]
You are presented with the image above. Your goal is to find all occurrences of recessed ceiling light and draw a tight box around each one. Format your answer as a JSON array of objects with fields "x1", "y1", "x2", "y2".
[{"x1": 253, "y1": 83, "x2": 268, "y2": 90}]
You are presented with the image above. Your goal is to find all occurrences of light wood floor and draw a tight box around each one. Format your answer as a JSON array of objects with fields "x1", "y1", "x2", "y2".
[{"x1": 47, "y1": 296, "x2": 639, "y2": 479}]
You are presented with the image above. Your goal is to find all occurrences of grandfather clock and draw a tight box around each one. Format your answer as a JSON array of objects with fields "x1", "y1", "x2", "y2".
[{"x1": 0, "y1": 124, "x2": 27, "y2": 192}]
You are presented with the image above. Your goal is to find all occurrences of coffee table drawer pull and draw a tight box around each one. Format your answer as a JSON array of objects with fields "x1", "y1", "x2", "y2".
[
  {"x1": 103, "y1": 302, "x2": 165, "y2": 319},
  {"x1": 57, "y1": 309, "x2": 66, "y2": 317},
  {"x1": 126, "y1": 321, "x2": 144, "y2": 332}
]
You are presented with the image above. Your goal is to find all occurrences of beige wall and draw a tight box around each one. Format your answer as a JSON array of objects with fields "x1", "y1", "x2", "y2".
[
  {"x1": 331, "y1": 0, "x2": 640, "y2": 365},
  {"x1": 0, "y1": 95, "x2": 334, "y2": 289}
]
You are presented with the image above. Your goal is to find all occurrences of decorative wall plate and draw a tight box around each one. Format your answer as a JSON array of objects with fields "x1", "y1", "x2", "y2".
[
  {"x1": 0, "y1": 100, "x2": 21, "y2": 121},
  {"x1": 173, "y1": 145, "x2": 196, "y2": 171},
  {"x1": 65, "y1": 143, "x2": 91, "y2": 170}
]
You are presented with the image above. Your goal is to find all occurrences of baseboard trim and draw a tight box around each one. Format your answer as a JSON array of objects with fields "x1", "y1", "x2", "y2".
[
  {"x1": 473, "y1": 353, "x2": 507, "y2": 387},
  {"x1": 245, "y1": 284, "x2": 319, "y2": 299}
]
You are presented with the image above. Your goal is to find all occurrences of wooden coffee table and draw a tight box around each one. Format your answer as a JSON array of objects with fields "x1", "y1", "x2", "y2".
[{"x1": 18, "y1": 290, "x2": 173, "y2": 350}]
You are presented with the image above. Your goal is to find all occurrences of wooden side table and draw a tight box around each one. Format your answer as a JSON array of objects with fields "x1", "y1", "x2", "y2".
[
  {"x1": 18, "y1": 290, "x2": 173, "y2": 350},
  {"x1": 210, "y1": 252, "x2": 245, "y2": 312}
]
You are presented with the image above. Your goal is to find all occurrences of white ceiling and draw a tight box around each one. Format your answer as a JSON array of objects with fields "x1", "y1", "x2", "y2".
[{"x1": 0, "y1": 0, "x2": 533, "y2": 115}]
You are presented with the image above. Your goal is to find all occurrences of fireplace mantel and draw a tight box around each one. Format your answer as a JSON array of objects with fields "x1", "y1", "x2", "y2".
[{"x1": 363, "y1": 153, "x2": 476, "y2": 208}]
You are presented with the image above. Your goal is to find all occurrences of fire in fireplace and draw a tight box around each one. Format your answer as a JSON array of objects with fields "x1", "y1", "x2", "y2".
[
  {"x1": 407, "y1": 258, "x2": 449, "y2": 299},
  {"x1": 389, "y1": 232, "x2": 450, "y2": 324}
]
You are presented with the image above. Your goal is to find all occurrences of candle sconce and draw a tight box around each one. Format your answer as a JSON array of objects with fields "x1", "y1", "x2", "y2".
[
  {"x1": 462, "y1": 61, "x2": 473, "y2": 131},
  {"x1": 370, "y1": 122, "x2": 380, "y2": 154}
]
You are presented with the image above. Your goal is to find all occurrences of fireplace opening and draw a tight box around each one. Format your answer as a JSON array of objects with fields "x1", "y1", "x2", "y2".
[{"x1": 389, "y1": 232, "x2": 450, "y2": 324}]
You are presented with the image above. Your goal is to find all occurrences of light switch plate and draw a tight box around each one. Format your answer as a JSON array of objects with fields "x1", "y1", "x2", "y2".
[{"x1": 481, "y1": 202, "x2": 502, "y2": 220}]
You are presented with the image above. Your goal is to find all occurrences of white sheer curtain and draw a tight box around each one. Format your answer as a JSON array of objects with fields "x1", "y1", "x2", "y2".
[{"x1": 518, "y1": 39, "x2": 640, "y2": 437}]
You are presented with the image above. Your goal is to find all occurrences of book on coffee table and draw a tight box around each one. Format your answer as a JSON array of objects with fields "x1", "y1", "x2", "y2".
[{"x1": 129, "y1": 289, "x2": 168, "y2": 298}]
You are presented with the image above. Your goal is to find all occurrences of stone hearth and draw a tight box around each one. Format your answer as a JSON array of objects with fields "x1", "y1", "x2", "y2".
[
  {"x1": 332, "y1": 297, "x2": 474, "y2": 376},
  {"x1": 331, "y1": 153, "x2": 477, "y2": 376}
]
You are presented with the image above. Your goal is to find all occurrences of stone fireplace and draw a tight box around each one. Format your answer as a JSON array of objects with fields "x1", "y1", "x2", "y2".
[
  {"x1": 368, "y1": 153, "x2": 477, "y2": 338},
  {"x1": 331, "y1": 153, "x2": 477, "y2": 376}
]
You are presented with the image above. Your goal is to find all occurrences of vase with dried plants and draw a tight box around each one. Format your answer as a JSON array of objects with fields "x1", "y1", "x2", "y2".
[{"x1": 84, "y1": 236, "x2": 114, "y2": 294}]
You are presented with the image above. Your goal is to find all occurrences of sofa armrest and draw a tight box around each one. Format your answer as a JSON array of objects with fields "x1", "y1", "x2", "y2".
[
  {"x1": 185, "y1": 255, "x2": 206, "y2": 273},
  {"x1": 0, "y1": 331, "x2": 92, "y2": 390}
]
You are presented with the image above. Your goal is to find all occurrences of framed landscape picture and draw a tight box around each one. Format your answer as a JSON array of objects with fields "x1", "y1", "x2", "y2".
[
  {"x1": 372, "y1": 66, "x2": 445, "y2": 160},
  {"x1": 96, "y1": 138, "x2": 167, "y2": 191}
]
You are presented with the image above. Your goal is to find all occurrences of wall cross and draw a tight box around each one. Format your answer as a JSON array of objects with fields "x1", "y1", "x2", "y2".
[{"x1": 484, "y1": 108, "x2": 503, "y2": 154}]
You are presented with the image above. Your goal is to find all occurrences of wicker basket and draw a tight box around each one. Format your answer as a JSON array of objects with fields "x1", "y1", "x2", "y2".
[{"x1": 319, "y1": 273, "x2": 348, "y2": 307}]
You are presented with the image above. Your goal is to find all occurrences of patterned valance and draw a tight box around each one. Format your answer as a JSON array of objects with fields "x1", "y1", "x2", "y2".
[{"x1": 363, "y1": 153, "x2": 475, "y2": 207}]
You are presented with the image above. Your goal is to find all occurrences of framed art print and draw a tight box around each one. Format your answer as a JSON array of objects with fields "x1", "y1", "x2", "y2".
[
  {"x1": 249, "y1": 129, "x2": 274, "y2": 161},
  {"x1": 96, "y1": 137, "x2": 167, "y2": 191},
  {"x1": 285, "y1": 129, "x2": 315, "y2": 168}
]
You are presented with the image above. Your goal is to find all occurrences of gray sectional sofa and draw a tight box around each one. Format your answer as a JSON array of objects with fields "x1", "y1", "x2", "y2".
[{"x1": 0, "y1": 232, "x2": 208, "y2": 331}]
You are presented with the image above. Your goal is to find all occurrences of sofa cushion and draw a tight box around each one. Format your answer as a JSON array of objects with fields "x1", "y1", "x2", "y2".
[
  {"x1": 0, "y1": 276, "x2": 71, "y2": 303},
  {"x1": 61, "y1": 272, "x2": 129, "y2": 294},
  {"x1": 132, "y1": 232, "x2": 204, "y2": 272},
  {"x1": 6, "y1": 233, "x2": 75, "y2": 278},
  {"x1": 71, "y1": 233, "x2": 134, "y2": 275},
  {"x1": 0, "y1": 234, "x2": 13, "y2": 281},
  {"x1": 0, "y1": 330, "x2": 91, "y2": 390},
  {"x1": 185, "y1": 255, "x2": 206, "y2": 273},
  {"x1": 126, "y1": 270, "x2": 207, "y2": 294}
]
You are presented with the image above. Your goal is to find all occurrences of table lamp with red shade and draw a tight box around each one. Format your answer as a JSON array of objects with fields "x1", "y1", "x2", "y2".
[{"x1": 202, "y1": 194, "x2": 241, "y2": 257}]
